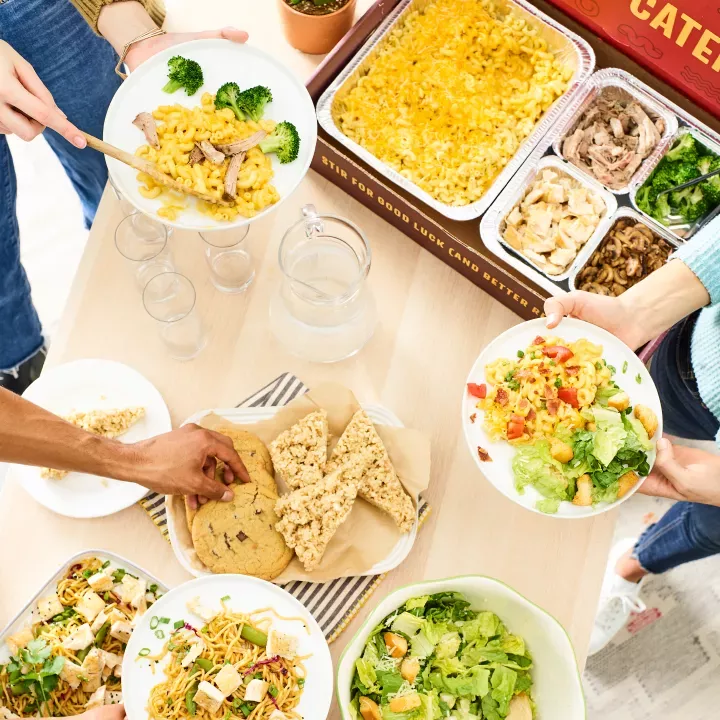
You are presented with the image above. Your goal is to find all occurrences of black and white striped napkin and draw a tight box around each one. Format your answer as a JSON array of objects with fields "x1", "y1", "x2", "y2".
[{"x1": 139, "y1": 373, "x2": 430, "y2": 642}]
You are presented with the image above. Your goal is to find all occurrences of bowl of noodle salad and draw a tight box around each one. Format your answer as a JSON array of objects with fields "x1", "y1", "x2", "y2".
[
  {"x1": 0, "y1": 552, "x2": 165, "y2": 717},
  {"x1": 122, "y1": 576, "x2": 332, "y2": 720},
  {"x1": 462, "y1": 318, "x2": 663, "y2": 518}
]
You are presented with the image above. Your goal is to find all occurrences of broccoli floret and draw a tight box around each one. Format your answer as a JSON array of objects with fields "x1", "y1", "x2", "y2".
[
  {"x1": 163, "y1": 56, "x2": 204, "y2": 96},
  {"x1": 258, "y1": 121, "x2": 300, "y2": 164},
  {"x1": 214, "y1": 82, "x2": 245, "y2": 121},
  {"x1": 236, "y1": 86, "x2": 273, "y2": 123},
  {"x1": 701, "y1": 178, "x2": 720, "y2": 207},
  {"x1": 653, "y1": 193, "x2": 673, "y2": 224},
  {"x1": 673, "y1": 162, "x2": 701, "y2": 185},
  {"x1": 635, "y1": 184, "x2": 653, "y2": 214},
  {"x1": 684, "y1": 186, "x2": 711, "y2": 222},
  {"x1": 698, "y1": 156, "x2": 713, "y2": 175},
  {"x1": 665, "y1": 133, "x2": 699, "y2": 164}
]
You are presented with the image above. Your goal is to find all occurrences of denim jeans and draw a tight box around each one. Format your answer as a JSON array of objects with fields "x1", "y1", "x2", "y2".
[
  {"x1": 633, "y1": 314, "x2": 720, "y2": 574},
  {"x1": 0, "y1": 0, "x2": 121, "y2": 370}
]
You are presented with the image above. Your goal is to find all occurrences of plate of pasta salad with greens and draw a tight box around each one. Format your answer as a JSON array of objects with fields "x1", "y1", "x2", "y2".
[
  {"x1": 104, "y1": 39, "x2": 317, "y2": 231},
  {"x1": 462, "y1": 318, "x2": 663, "y2": 518}
]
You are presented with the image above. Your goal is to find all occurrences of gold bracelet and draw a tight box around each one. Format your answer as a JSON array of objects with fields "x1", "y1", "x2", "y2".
[{"x1": 114, "y1": 28, "x2": 167, "y2": 79}]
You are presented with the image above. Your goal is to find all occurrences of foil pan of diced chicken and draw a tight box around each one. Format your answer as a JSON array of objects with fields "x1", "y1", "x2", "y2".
[{"x1": 494, "y1": 156, "x2": 617, "y2": 282}]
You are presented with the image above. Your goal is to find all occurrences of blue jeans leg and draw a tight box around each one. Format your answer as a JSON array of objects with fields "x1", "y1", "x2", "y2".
[
  {"x1": 0, "y1": 137, "x2": 44, "y2": 370},
  {"x1": 633, "y1": 502, "x2": 720, "y2": 574},
  {"x1": 0, "y1": 0, "x2": 122, "y2": 368}
]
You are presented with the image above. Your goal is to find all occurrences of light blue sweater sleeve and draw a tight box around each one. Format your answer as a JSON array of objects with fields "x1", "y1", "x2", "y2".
[{"x1": 674, "y1": 219, "x2": 720, "y2": 304}]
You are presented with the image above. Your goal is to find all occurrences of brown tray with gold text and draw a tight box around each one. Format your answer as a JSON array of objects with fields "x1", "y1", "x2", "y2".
[{"x1": 304, "y1": 0, "x2": 720, "y2": 320}]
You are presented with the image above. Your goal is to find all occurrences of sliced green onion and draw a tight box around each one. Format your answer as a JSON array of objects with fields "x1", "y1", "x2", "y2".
[
  {"x1": 221, "y1": 595, "x2": 231, "y2": 602},
  {"x1": 635, "y1": 374, "x2": 642, "y2": 384},
  {"x1": 101, "y1": 560, "x2": 110, "y2": 569},
  {"x1": 268, "y1": 685, "x2": 278, "y2": 698},
  {"x1": 174, "y1": 620, "x2": 185, "y2": 630},
  {"x1": 622, "y1": 360, "x2": 628, "y2": 374},
  {"x1": 239, "y1": 703, "x2": 254, "y2": 718},
  {"x1": 159, "y1": 617, "x2": 170, "y2": 624},
  {"x1": 82, "y1": 569, "x2": 92, "y2": 579},
  {"x1": 201, "y1": 626, "x2": 208, "y2": 633},
  {"x1": 155, "y1": 629, "x2": 165, "y2": 639},
  {"x1": 297, "y1": 678, "x2": 305, "y2": 688},
  {"x1": 104, "y1": 592, "x2": 111, "y2": 602},
  {"x1": 516, "y1": 350, "x2": 524, "y2": 358},
  {"x1": 150, "y1": 616, "x2": 159, "y2": 630},
  {"x1": 223, "y1": 711, "x2": 231, "y2": 720},
  {"x1": 149, "y1": 584, "x2": 158, "y2": 593},
  {"x1": 138, "y1": 648, "x2": 151, "y2": 657}
]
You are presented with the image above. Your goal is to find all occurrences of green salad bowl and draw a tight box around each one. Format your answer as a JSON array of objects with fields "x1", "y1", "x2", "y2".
[{"x1": 336, "y1": 575, "x2": 586, "y2": 719}]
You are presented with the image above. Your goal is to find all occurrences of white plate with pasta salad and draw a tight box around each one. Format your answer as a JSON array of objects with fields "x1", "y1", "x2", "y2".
[
  {"x1": 122, "y1": 575, "x2": 333, "y2": 720},
  {"x1": 104, "y1": 39, "x2": 317, "y2": 231},
  {"x1": 463, "y1": 318, "x2": 663, "y2": 518}
]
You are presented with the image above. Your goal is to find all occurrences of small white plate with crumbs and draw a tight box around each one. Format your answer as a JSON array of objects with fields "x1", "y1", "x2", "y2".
[
  {"x1": 12, "y1": 359, "x2": 171, "y2": 518},
  {"x1": 104, "y1": 39, "x2": 317, "y2": 232},
  {"x1": 122, "y1": 575, "x2": 333, "y2": 720}
]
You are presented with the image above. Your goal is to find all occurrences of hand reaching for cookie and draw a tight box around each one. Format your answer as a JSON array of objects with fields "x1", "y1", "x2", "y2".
[{"x1": 127, "y1": 424, "x2": 251, "y2": 506}]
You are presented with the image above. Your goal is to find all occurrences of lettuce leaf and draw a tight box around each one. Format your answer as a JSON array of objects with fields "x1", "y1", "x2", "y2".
[
  {"x1": 592, "y1": 407, "x2": 627, "y2": 466},
  {"x1": 435, "y1": 632, "x2": 461, "y2": 660},
  {"x1": 595, "y1": 384, "x2": 622, "y2": 407},
  {"x1": 428, "y1": 666, "x2": 491, "y2": 698},
  {"x1": 512, "y1": 441, "x2": 568, "y2": 500},
  {"x1": 391, "y1": 612, "x2": 425, "y2": 638},
  {"x1": 355, "y1": 658, "x2": 378, "y2": 692},
  {"x1": 490, "y1": 666, "x2": 517, "y2": 716},
  {"x1": 622, "y1": 414, "x2": 653, "y2": 452},
  {"x1": 537, "y1": 498, "x2": 561, "y2": 514},
  {"x1": 460, "y1": 612, "x2": 499, "y2": 643}
]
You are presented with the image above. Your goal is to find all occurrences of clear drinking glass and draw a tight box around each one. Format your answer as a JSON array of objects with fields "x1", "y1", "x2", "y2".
[
  {"x1": 143, "y1": 272, "x2": 207, "y2": 361},
  {"x1": 115, "y1": 214, "x2": 175, "y2": 292},
  {"x1": 109, "y1": 177, "x2": 139, "y2": 217},
  {"x1": 269, "y1": 204, "x2": 377, "y2": 363},
  {"x1": 198, "y1": 227, "x2": 255, "y2": 293}
]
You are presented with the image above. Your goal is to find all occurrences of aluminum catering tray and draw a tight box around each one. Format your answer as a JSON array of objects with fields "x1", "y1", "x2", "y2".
[
  {"x1": 480, "y1": 67, "x2": 720, "y2": 297},
  {"x1": 0, "y1": 550, "x2": 167, "y2": 663},
  {"x1": 316, "y1": 0, "x2": 595, "y2": 222}
]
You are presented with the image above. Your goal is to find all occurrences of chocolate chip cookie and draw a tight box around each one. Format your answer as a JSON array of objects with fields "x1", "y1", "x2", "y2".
[{"x1": 191, "y1": 482, "x2": 292, "y2": 579}]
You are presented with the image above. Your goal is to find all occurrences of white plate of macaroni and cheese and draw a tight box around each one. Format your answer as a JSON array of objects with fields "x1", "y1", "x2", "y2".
[
  {"x1": 104, "y1": 39, "x2": 317, "y2": 230},
  {"x1": 12, "y1": 359, "x2": 171, "y2": 518},
  {"x1": 462, "y1": 318, "x2": 663, "y2": 518}
]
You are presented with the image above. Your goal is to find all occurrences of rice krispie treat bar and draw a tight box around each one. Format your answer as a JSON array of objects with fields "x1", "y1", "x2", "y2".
[
  {"x1": 274, "y1": 468, "x2": 357, "y2": 571},
  {"x1": 325, "y1": 409, "x2": 415, "y2": 532},
  {"x1": 269, "y1": 410, "x2": 328, "y2": 490}
]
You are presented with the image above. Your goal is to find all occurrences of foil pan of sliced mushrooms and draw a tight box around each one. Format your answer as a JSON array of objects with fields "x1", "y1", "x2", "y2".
[{"x1": 480, "y1": 67, "x2": 720, "y2": 298}]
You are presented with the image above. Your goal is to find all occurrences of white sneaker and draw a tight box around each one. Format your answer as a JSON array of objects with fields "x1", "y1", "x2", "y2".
[{"x1": 588, "y1": 537, "x2": 647, "y2": 656}]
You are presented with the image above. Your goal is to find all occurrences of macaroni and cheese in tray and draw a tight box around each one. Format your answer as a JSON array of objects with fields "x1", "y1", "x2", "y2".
[{"x1": 316, "y1": 0, "x2": 594, "y2": 221}]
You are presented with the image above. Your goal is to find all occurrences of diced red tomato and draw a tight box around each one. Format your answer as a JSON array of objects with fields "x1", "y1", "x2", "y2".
[
  {"x1": 558, "y1": 386, "x2": 579, "y2": 408},
  {"x1": 467, "y1": 382, "x2": 487, "y2": 399},
  {"x1": 495, "y1": 388, "x2": 509, "y2": 406},
  {"x1": 533, "y1": 335, "x2": 545, "y2": 345},
  {"x1": 546, "y1": 399, "x2": 560, "y2": 416},
  {"x1": 542, "y1": 345, "x2": 574, "y2": 363},
  {"x1": 507, "y1": 414, "x2": 526, "y2": 440}
]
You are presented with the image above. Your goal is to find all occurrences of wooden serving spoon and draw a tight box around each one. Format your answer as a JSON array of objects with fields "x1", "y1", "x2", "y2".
[{"x1": 83, "y1": 132, "x2": 233, "y2": 207}]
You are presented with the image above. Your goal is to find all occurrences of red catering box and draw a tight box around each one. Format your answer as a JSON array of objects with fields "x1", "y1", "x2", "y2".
[{"x1": 546, "y1": 0, "x2": 720, "y2": 119}]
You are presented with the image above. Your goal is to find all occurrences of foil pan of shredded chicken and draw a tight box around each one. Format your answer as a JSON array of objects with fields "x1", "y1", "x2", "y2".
[
  {"x1": 551, "y1": 76, "x2": 677, "y2": 194},
  {"x1": 480, "y1": 67, "x2": 720, "y2": 297},
  {"x1": 316, "y1": 0, "x2": 595, "y2": 222}
]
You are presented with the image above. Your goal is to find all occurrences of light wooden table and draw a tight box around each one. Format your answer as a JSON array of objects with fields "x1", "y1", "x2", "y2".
[{"x1": 0, "y1": 0, "x2": 615, "y2": 693}]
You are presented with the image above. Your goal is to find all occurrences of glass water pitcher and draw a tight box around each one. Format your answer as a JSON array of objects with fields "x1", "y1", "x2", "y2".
[{"x1": 269, "y1": 205, "x2": 377, "y2": 363}]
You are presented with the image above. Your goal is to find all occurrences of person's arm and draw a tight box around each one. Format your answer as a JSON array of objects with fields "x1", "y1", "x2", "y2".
[
  {"x1": 545, "y1": 218, "x2": 720, "y2": 349},
  {"x1": 0, "y1": 388, "x2": 249, "y2": 502},
  {"x1": 96, "y1": 1, "x2": 248, "y2": 73}
]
